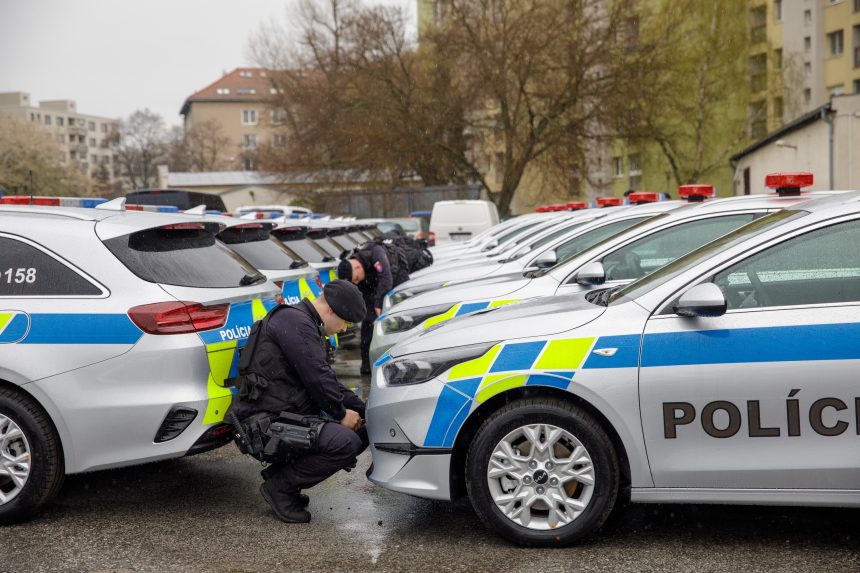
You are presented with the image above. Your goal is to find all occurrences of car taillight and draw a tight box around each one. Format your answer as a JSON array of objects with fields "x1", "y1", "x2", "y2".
[
  {"x1": 128, "y1": 301, "x2": 230, "y2": 335},
  {"x1": 429, "y1": 231, "x2": 436, "y2": 246}
]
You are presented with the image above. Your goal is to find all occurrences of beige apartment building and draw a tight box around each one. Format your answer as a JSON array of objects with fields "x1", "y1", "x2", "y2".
[
  {"x1": 180, "y1": 68, "x2": 283, "y2": 171},
  {"x1": 750, "y1": 0, "x2": 860, "y2": 138},
  {"x1": 0, "y1": 92, "x2": 120, "y2": 185}
]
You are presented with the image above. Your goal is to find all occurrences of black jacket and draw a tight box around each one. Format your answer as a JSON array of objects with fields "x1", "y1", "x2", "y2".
[
  {"x1": 355, "y1": 243, "x2": 394, "y2": 309},
  {"x1": 229, "y1": 300, "x2": 364, "y2": 421}
]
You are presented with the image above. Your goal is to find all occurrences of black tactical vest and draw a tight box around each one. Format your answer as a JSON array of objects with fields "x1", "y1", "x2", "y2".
[{"x1": 227, "y1": 303, "x2": 327, "y2": 422}]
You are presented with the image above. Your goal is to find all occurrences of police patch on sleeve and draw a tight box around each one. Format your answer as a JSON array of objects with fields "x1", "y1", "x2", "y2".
[{"x1": 374, "y1": 261, "x2": 384, "y2": 273}]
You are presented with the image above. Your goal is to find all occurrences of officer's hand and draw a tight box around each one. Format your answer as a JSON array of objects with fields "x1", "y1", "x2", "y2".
[
  {"x1": 340, "y1": 409, "x2": 361, "y2": 431},
  {"x1": 374, "y1": 307, "x2": 381, "y2": 317}
]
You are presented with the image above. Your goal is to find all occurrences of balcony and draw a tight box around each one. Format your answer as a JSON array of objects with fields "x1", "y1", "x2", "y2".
[
  {"x1": 750, "y1": 24, "x2": 767, "y2": 44},
  {"x1": 750, "y1": 72, "x2": 767, "y2": 93}
]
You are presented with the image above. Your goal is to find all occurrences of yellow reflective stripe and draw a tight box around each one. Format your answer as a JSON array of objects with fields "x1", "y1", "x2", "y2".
[
  {"x1": 488, "y1": 299, "x2": 519, "y2": 308},
  {"x1": 299, "y1": 277, "x2": 316, "y2": 301},
  {"x1": 475, "y1": 374, "x2": 528, "y2": 403},
  {"x1": 251, "y1": 299, "x2": 268, "y2": 321},
  {"x1": 203, "y1": 339, "x2": 238, "y2": 424},
  {"x1": 0, "y1": 313, "x2": 12, "y2": 333},
  {"x1": 329, "y1": 269, "x2": 337, "y2": 281},
  {"x1": 422, "y1": 304, "x2": 459, "y2": 329},
  {"x1": 533, "y1": 337, "x2": 595, "y2": 370},
  {"x1": 448, "y1": 344, "x2": 501, "y2": 380}
]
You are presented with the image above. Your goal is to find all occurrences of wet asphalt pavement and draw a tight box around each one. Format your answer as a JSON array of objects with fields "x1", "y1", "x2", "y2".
[{"x1": 2, "y1": 345, "x2": 859, "y2": 573}]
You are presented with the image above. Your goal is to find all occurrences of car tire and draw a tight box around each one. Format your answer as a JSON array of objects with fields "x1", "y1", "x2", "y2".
[
  {"x1": 0, "y1": 387, "x2": 64, "y2": 525},
  {"x1": 466, "y1": 397, "x2": 618, "y2": 547}
]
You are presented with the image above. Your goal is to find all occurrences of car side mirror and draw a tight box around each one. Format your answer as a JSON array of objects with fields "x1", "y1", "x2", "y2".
[
  {"x1": 673, "y1": 283, "x2": 727, "y2": 317},
  {"x1": 533, "y1": 251, "x2": 558, "y2": 269},
  {"x1": 575, "y1": 261, "x2": 606, "y2": 285}
]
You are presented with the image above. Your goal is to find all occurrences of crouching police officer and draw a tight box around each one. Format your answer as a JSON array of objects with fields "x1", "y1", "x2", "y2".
[
  {"x1": 226, "y1": 280, "x2": 368, "y2": 524},
  {"x1": 337, "y1": 243, "x2": 409, "y2": 375}
]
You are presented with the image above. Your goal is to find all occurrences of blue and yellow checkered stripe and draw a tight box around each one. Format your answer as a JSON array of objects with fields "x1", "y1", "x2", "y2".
[
  {"x1": 422, "y1": 299, "x2": 522, "y2": 329},
  {"x1": 424, "y1": 337, "x2": 596, "y2": 447}
]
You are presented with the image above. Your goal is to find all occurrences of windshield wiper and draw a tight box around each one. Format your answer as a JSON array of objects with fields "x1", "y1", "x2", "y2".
[{"x1": 240, "y1": 272, "x2": 266, "y2": 286}]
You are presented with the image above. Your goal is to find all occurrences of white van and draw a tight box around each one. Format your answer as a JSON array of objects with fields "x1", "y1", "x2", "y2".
[{"x1": 429, "y1": 200, "x2": 500, "y2": 243}]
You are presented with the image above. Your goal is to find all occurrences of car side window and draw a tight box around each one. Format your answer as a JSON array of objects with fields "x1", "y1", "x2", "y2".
[
  {"x1": 713, "y1": 219, "x2": 860, "y2": 310},
  {"x1": 0, "y1": 236, "x2": 102, "y2": 296},
  {"x1": 602, "y1": 214, "x2": 756, "y2": 282}
]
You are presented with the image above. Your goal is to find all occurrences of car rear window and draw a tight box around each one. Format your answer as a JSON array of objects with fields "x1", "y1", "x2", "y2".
[
  {"x1": 218, "y1": 225, "x2": 305, "y2": 271},
  {"x1": 272, "y1": 229, "x2": 334, "y2": 263},
  {"x1": 103, "y1": 224, "x2": 263, "y2": 288}
]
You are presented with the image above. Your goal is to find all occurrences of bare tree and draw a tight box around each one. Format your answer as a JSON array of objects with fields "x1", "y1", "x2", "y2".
[
  {"x1": 167, "y1": 120, "x2": 233, "y2": 172},
  {"x1": 110, "y1": 109, "x2": 169, "y2": 190}
]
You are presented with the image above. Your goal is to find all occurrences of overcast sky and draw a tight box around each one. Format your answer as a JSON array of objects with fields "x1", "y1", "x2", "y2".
[{"x1": 0, "y1": 0, "x2": 414, "y2": 126}]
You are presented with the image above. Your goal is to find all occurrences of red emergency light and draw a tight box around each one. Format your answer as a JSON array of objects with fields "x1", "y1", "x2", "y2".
[
  {"x1": 627, "y1": 192, "x2": 660, "y2": 205},
  {"x1": 678, "y1": 184, "x2": 714, "y2": 202},
  {"x1": 125, "y1": 204, "x2": 145, "y2": 211},
  {"x1": 765, "y1": 172, "x2": 813, "y2": 196},
  {"x1": 566, "y1": 201, "x2": 588, "y2": 210},
  {"x1": 549, "y1": 204, "x2": 567, "y2": 211},
  {"x1": 535, "y1": 206, "x2": 550, "y2": 212},
  {"x1": 596, "y1": 196, "x2": 623, "y2": 207},
  {"x1": 0, "y1": 196, "x2": 60, "y2": 205}
]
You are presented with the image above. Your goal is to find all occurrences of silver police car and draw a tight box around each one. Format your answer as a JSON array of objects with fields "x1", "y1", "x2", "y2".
[{"x1": 366, "y1": 175, "x2": 860, "y2": 546}]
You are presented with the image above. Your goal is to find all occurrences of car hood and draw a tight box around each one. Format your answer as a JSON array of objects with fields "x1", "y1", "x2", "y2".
[
  {"x1": 390, "y1": 292, "x2": 606, "y2": 357},
  {"x1": 388, "y1": 271, "x2": 532, "y2": 314}
]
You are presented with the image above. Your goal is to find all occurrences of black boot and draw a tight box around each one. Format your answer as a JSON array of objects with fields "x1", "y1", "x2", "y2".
[
  {"x1": 360, "y1": 360, "x2": 371, "y2": 376},
  {"x1": 259, "y1": 482, "x2": 311, "y2": 523},
  {"x1": 260, "y1": 468, "x2": 309, "y2": 505}
]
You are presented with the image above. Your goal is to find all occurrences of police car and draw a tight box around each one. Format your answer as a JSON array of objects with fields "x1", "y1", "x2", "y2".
[
  {"x1": 272, "y1": 223, "x2": 339, "y2": 289},
  {"x1": 0, "y1": 197, "x2": 280, "y2": 523},
  {"x1": 385, "y1": 195, "x2": 682, "y2": 310},
  {"x1": 366, "y1": 174, "x2": 860, "y2": 546},
  {"x1": 428, "y1": 212, "x2": 565, "y2": 260},
  {"x1": 371, "y1": 180, "x2": 845, "y2": 363}
]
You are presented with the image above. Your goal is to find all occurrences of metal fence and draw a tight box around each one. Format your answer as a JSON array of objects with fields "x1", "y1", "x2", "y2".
[{"x1": 319, "y1": 184, "x2": 482, "y2": 218}]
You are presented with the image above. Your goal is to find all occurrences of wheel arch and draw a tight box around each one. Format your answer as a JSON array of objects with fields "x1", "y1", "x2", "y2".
[
  {"x1": 448, "y1": 386, "x2": 631, "y2": 502},
  {"x1": 0, "y1": 378, "x2": 67, "y2": 474}
]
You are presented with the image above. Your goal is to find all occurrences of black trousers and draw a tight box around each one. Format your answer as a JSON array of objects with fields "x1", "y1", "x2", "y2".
[
  {"x1": 264, "y1": 422, "x2": 368, "y2": 494},
  {"x1": 360, "y1": 305, "x2": 376, "y2": 365}
]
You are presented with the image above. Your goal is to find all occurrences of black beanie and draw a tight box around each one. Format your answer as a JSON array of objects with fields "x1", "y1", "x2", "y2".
[
  {"x1": 324, "y1": 280, "x2": 366, "y2": 323},
  {"x1": 336, "y1": 258, "x2": 353, "y2": 281}
]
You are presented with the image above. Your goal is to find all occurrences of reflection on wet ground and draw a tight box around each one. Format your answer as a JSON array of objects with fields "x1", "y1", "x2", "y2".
[{"x1": 2, "y1": 344, "x2": 858, "y2": 572}]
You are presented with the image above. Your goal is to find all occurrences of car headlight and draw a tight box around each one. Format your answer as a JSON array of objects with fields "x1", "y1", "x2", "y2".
[
  {"x1": 378, "y1": 303, "x2": 455, "y2": 334},
  {"x1": 383, "y1": 342, "x2": 498, "y2": 386}
]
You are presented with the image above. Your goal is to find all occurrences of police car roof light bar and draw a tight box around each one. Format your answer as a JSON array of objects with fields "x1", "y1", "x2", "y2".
[
  {"x1": 678, "y1": 184, "x2": 714, "y2": 202},
  {"x1": 1, "y1": 195, "x2": 109, "y2": 208},
  {"x1": 566, "y1": 201, "x2": 589, "y2": 210},
  {"x1": 627, "y1": 192, "x2": 660, "y2": 205},
  {"x1": 535, "y1": 206, "x2": 550, "y2": 212},
  {"x1": 765, "y1": 172, "x2": 813, "y2": 197},
  {"x1": 596, "y1": 196, "x2": 624, "y2": 207}
]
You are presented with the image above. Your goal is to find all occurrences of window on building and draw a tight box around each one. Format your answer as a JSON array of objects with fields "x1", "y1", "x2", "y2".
[
  {"x1": 855, "y1": 0, "x2": 860, "y2": 12},
  {"x1": 775, "y1": 0, "x2": 782, "y2": 21},
  {"x1": 829, "y1": 84, "x2": 845, "y2": 97},
  {"x1": 237, "y1": 88, "x2": 257, "y2": 95},
  {"x1": 241, "y1": 109, "x2": 257, "y2": 125},
  {"x1": 828, "y1": 30, "x2": 844, "y2": 57},
  {"x1": 243, "y1": 156, "x2": 256, "y2": 171},
  {"x1": 89, "y1": 138, "x2": 96, "y2": 147},
  {"x1": 749, "y1": 101, "x2": 767, "y2": 138},
  {"x1": 29, "y1": 112, "x2": 35, "y2": 122},
  {"x1": 749, "y1": 53, "x2": 767, "y2": 92},
  {"x1": 854, "y1": 79, "x2": 860, "y2": 94},
  {"x1": 270, "y1": 108, "x2": 287, "y2": 125},
  {"x1": 774, "y1": 48, "x2": 782, "y2": 69},
  {"x1": 804, "y1": 36, "x2": 811, "y2": 52},
  {"x1": 628, "y1": 154, "x2": 642, "y2": 176},
  {"x1": 216, "y1": 88, "x2": 230, "y2": 95},
  {"x1": 272, "y1": 133, "x2": 287, "y2": 147},
  {"x1": 854, "y1": 25, "x2": 860, "y2": 68},
  {"x1": 613, "y1": 156, "x2": 623, "y2": 178},
  {"x1": 773, "y1": 97, "x2": 784, "y2": 124},
  {"x1": 804, "y1": 9, "x2": 811, "y2": 25},
  {"x1": 239, "y1": 70, "x2": 252, "y2": 78},
  {"x1": 805, "y1": 62, "x2": 812, "y2": 76},
  {"x1": 57, "y1": 134, "x2": 64, "y2": 144},
  {"x1": 804, "y1": 88, "x2": 812, "y2": 104},
  {"x1": 101, "y1": 123, "x2": 108, "y2": 133},
  {"x1": 56, "y1": 116, "x2": 64, "y2": 127},
  {"x1": 749, "y1": 6, "x2": 767, "y2": 43},
  {"x1": 44, "y1": 115, "x2": 52, "y2": 126},
  {"x1": 88, "y1": 121, "x2": 95, "y2": 131},
  {"x1": 243, "y1": 134, "x2": 258, "y2": 149}
]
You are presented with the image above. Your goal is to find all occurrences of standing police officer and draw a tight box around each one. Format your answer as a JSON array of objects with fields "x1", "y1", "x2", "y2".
[
  {"x1": 337, "y1": 243, "x2": 409, "y2": 375},
  {"x1": 227, "y1": 280, "x2": 368, "y2": 524}
]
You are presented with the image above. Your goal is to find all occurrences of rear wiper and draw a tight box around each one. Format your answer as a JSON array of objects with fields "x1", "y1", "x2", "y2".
[{"x1": 240, "y1": 272, "x2": 266, "y2": 286}]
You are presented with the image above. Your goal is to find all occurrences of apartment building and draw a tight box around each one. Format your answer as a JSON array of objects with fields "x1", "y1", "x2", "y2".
[
  {"x1": 749, "y1": 0, "x2": 860, "y2": 138},
  {"x1": 0, "y1": 92, "x2": 120, "y2": 185},
  {"x1": 180, "y1": 68, "x2": 282, "y2": 171}
]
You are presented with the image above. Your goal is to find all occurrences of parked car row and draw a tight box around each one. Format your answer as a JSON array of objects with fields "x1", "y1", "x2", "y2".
[{"x1": 365, "y1": 173, "x2": 860, "y2": 546}]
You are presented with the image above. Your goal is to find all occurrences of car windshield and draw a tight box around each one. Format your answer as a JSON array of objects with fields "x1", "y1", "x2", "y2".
[
  {"x1": 529, "y1": 215, "x2": 657, "y2": 277},
  {"x1": 505, "y1": 220, "x2": 592, "y2": 261},
  {"x1": 607, "y1": 209, "x2": 808, "y2": 305}
]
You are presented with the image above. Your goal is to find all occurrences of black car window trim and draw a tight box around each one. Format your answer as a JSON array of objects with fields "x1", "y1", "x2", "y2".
[{"x1": 0, "y1": 232, "x2": 108, "y2": 298}]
